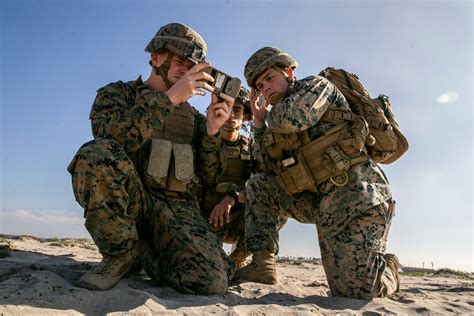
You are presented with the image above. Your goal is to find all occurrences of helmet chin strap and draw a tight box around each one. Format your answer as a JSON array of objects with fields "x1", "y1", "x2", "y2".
[
  {"x1": 286, "y1": 75, "x2": 296, "y2": 91},
  {"x1": 222, "y1": 124, "x2": 241, "y2": 133},
  {"x1": 151, "y1": 53, "x2": 174, "y2": 89}
]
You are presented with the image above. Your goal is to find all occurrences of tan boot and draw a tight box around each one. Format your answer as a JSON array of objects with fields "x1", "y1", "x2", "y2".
[
  {"x1": 78, "y1": 247, "x2": 140, "y2": 291},
  {"x1": 229, "y1": 246, "x2": 251, "y2": 270},
  {"x1": 232, "y1": 250, "x2": 278, "y2": 285},
  {"x1": 384, "y1": 253, "x2": 401, "y2": 292}
]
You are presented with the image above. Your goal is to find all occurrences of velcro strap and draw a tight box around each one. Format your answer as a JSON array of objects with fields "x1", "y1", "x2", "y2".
[
  {"x1": 312, "y1": 151, "x2": 368, "y2": 186},
  {"x1": 368, "y1": 118, "x2": 391, "y2": 130},
  {"x1": 322, "y1": 109, "x2": 357, "y2": 123},
  {"x1": 326, "y1": 147, "x2": 348, "y2": 171}
]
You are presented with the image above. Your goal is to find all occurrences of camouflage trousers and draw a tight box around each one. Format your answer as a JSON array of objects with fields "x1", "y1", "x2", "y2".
[
  {"x1": 68, "y1": 138, "x2": 235, "y2": 294},
  {"x1": 202, "y1": 204, "x2": 246, "y2": 246},
  {"x1": 245, "y1": 172, "x2": 398, "y2": 299}
]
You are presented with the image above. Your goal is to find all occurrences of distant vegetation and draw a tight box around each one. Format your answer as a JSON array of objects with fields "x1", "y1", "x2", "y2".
[
  {"x1": 401, "y1": 268, "x2": 473, "y2": 280},
  {"x1": 0, "y1": 234, "x2": 96, "y2": 251},
  {"x1": 277, "y1": 256, "x2": 322, "y2": 265}
]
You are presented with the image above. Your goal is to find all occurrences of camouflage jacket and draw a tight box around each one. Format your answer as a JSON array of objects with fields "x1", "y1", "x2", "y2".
[
  {"x1": 198, "y1": 135, "x2": 255, "y2": 212},
  {"x1": 253, "y1": 75, "x2": 392, "y2": 236},
  {"x1": 89, "y1": 76, "x2": 220, "y2": 182}
]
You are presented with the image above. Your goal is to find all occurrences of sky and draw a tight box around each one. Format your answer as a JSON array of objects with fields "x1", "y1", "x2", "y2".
[{"x1": 1, "y1": 0, "x2": 472, "y2": 272}]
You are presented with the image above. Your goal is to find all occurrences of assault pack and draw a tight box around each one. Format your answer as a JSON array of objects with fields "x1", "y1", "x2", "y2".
[{"x1": 319, "y1": 67, "x2": 409, "y2": 164}]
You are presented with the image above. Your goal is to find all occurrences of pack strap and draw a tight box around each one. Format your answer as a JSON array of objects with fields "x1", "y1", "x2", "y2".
[
  {"x1": 368, "y1": 119, "x2": 391, "y2": 130},
  {"x1": 321, "y1": 109, "x2": 357, "y2": 123},
  {"x1": 341, "y1": 69, "x2": 354, "y2": 90}
]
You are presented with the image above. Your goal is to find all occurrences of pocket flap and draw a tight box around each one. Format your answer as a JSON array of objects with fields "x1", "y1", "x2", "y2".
[
  {"x1": 172, "y1": 143, "x2": 194, "y2": 183},
  {"x1": 146, "y1": 138, "x2": 172, "y2": 181}
]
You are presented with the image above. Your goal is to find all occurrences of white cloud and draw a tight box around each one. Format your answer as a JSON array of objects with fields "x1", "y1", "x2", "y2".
[
  {"x1": 437, "y1": 91, "x2": 458, "y2": 104},
  {"x1": 12, "y1": 209, "x2": 83, "y2": 225},
  {"x1": 0, "y1": 209, "x2": 89, "y2": 238}
]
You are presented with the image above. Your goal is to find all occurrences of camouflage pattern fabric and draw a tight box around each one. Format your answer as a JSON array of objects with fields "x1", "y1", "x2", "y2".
[
  {"x1": 144, "y1": 23, "x2": 207, "y2": 64},
  {"x1": 245, "y1": 172, "x2": 317, "y2": 254},
  {"x1": 246, "y1": 75, "x2": 398, "y2": 298},
  {"x1": 198, "y1": 136, "x2": 253, "y2": 246},
  {"x1": 318, "y1": 199, "x2": 397, "y2": 298},
  {"x1": 68, "y1": 77, "x2": 234, "y2": 295}
]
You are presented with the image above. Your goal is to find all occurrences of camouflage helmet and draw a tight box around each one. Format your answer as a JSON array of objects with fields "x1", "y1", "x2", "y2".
[
  {"x1": 145, "y1": 23, "x2": 207, "y2": 64},
  {"x1": 235, "y1": 87, "x2": 253, "y2": 120},
  {"x1": 244, "y1": 47, "x2": 298, "y2": 88}
]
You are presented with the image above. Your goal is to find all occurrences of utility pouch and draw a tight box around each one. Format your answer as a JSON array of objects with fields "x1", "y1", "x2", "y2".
[
  {"x1": 263, "y1": 129, "x2": 301, "y2": 160},
  {"x1": 338, "y1": 116, "x2": 370, "y2": 156},
  {"x1": 145, "y1": 138, "x2": 173, "y2": 189},
  {"x1": 172, "y1": 143, "x2": 194, "y2": 184},
  {"x1": 275, "y1": 161, "x2": 317, "y2": 196},
  {"x1": 299, "y1": 123, "x2": 367, "y2": 187},
  {"x1": 166, "y1": 143, "x2": 194, "y2": 192}
]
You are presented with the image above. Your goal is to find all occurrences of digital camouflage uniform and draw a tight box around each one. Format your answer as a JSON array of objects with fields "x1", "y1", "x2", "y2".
[
  {"x1": 199, "y1": 135, "x2": 253, "y2": 246},
  {"x1": 245, "y1": 49, "x2": 399, "y2": 299},
  {"x1": 67, "y1": 23, "x2": 235, "y2": 294}
]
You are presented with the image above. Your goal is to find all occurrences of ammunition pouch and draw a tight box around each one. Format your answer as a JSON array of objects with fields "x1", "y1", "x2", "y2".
[
  {"x1": 144, "y1": 138, "x2": 195, "y2": 193},
  {"x1": 267, "y1": 122, "x2": 369, "y2": 196}
]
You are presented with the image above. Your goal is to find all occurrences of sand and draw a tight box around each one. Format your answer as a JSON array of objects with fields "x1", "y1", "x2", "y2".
[{"x1": 0, "y1": 235, "x2": 473, "y2": 315}]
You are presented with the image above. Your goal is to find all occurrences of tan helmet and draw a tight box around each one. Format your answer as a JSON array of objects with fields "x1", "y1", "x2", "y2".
[
  {"x1": 145, "y1": 22, "x2": 207, "y2": 64},
  {"x1": 244, "y1": 47, "x2": 298, "y2": 88},
  {"x1": 236, "y1": 87, "x2": 253, "y2": 120}
]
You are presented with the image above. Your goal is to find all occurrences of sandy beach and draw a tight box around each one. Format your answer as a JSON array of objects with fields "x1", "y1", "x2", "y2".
[{"x1": 0, "y1": 235, "x2": 473, "y2": 315}]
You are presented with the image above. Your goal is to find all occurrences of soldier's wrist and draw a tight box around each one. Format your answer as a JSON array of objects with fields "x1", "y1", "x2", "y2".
[{"x1": 228, "y1": 190, "x2": 239, "y2": 204}]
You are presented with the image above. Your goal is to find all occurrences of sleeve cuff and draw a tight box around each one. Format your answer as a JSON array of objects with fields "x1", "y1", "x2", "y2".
[{"x1": 253, "y1": 126, "x2": 266, "y2": 141}]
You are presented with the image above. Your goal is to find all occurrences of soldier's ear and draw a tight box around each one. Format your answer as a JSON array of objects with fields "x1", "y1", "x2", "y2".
[
  {"x1": 150, "y1": 52, "x2": 167, "y2": 67},
  {"x1": 286, "y1": 67, "x2": 294, "y2": 78}
]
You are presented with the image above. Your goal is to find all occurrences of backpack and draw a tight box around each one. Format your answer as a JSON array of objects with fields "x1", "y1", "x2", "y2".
[{"x1": 318, "y1": 67, "x2": 409, "y2": 164}]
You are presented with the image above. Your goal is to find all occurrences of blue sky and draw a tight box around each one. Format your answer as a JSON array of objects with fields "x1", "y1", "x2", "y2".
[{"x1": 1, "y1": 0, "x2": 472, "y2": 272}]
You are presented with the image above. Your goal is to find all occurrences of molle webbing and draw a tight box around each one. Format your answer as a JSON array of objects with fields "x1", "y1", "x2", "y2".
[
  {"x1": 133, "y1": 82, "x2": 196, "y2": 194},
  {"x1": 154, "y1": 105, "x2": 195, "y2": 144},
  {"x1": 219, "y1": 152, "x2": 247, "y2": 186},
  {"x1": 320, "y1": 109, "x2": 357, "y2": 124},
  {"x1": 218, "y1": 137, "x2": 252, "y2": 186},
  {"x1": 135, "y1": 83, "x2": 195, "y2": 144},
  {"x1": 319, "y1": 67, "x2": 409, "y2": 164},
  {"x1": 299, "y1": 124, "x2": 367, "y2": 186},
  {"x1": 270, "y1": 123, "x2": 368, "y2": 195}
]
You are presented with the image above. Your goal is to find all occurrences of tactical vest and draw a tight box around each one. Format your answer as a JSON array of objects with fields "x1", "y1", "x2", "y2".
[
  {"x1": 134, "y1": 82, "x2": 197, "y2": 193},
  {"x1": 202, "y1": 136, "x2": 252, "y2": 211},
  {"x1": 263, "y1": 107, "x2": 369, "y2": 196}
]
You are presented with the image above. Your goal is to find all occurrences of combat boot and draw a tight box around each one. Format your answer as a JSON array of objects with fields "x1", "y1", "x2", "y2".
[
  {"x1": 232, "y1": 250, "x2": 278, "y2": 285},
  {"x1": 384, "y1": 253, "x2": 401, "y2": 292},
  {"x1": 229, "y1": 246, "x2": 251, "y2": 270},
  {"x1": 78, "y1": 246, "x2": 141, "y2": 291}
]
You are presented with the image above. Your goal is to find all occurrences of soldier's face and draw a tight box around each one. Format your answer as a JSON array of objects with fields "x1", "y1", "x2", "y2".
[
  {"x1": 255, "y1": 67, "x2": 292, "y2": 104},
  {"x1": 224, "y1": 102, "x2": 245, "y2": 130},
  {"x1": 167, "y1": 55, "x2": 195, "y2": 83}
]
